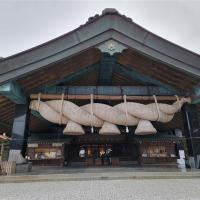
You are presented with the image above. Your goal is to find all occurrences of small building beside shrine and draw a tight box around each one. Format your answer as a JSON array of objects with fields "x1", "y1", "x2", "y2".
[{"x1": 0, "y1": 9, "x2": 200, "y2": 169}]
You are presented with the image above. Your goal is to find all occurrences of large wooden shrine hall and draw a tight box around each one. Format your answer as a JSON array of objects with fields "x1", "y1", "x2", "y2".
[{"x1": 0, "y1": 8, "x2": 200, "y2": 168}]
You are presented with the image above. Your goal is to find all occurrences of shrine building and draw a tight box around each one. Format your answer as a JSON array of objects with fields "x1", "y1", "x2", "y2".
[{"x1": 0, "y1": 9, "x2": 200, "y2": 168}]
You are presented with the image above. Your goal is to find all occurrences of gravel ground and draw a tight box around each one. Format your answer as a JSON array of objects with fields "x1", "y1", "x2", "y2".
[{"x1": 0, "y1": 179, "x2": 200, "y2": 200}]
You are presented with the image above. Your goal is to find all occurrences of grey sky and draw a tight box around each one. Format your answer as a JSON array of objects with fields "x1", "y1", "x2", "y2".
[{"x1": 0, "y1": 0, "x2": 200, "y2": 57}]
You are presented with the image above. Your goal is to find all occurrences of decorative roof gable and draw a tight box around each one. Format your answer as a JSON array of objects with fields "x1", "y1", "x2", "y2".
[{"x1": 0, "y1": 8, "x2": 200, "y2": 84}]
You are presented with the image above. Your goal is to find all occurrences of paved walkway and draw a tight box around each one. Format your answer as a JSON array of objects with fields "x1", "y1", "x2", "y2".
[
  {"x1": 27, "y1": 165, "x2": 192, "y2": 175},
  {"x1": 1, "y1": 166, "x2": 200, "y2": 183},
  {"x1": 1, "y1": 179, "x2": 200, "y2": 200}
]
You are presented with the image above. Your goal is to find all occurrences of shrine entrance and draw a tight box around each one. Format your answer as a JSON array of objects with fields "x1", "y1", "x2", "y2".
[{"x1": 64, "y1": 135, "x2": 140, "y2": 167}]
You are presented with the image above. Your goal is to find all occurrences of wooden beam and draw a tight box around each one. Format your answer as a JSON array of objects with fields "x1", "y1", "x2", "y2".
[
  {"x1": 192, "y1": 87, "x2": 200, "y2": 104},
  {"x1": 34, "y1": 63, "x2": 100, "y2": 93},
  {"x1": 30, "y1": 93, "x2": 182, "y2": 101},
  {"x1": 0, "y1": 81, "x2": 27, "y2": 104},
  {"x1": 36, "y1": 86, "x2": 179, "y2": 96},
  {"x1": 98, "y1": 53, "x2": 116, "y2": 85},
  {"x1": 115, "y1": 64, "x2": 182, "y2": 94},
  {"x1": 31, "y1": 86, "x2": 183, "y2": 101}
]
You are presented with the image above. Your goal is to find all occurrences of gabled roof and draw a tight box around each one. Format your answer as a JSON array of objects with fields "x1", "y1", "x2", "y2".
[{"x1": 0, "y1": 8, "x2": 200, "y2": 84}]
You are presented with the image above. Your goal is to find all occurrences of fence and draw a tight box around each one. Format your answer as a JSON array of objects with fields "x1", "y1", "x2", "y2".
[{"x1": 0, "y1": 161, "x2": 16, "y2": 175}]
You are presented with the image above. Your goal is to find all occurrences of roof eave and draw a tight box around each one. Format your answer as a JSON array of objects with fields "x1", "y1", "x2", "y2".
[{"x1": 0, "y1": 12, "x2": 200, "y2": 84}]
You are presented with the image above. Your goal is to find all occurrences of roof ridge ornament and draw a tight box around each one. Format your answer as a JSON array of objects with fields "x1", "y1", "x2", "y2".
[
  {"x1": 96, "y1": 39, "x2": 127, "y2": 55},
  {"x1": 102, "y1": 8, "x2": 119, "y2": 14}
]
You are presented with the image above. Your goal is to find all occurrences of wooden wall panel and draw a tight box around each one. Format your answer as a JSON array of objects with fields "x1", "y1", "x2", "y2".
[
  {"x1": 17, "y1": 48, "x2": 101, "y2": 92},
  {"x1": 118, "y1": 49, "x2": 200, "y2": 91}
]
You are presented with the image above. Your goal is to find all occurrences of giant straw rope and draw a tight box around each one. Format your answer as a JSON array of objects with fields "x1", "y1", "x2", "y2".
[{"x1": 29, "y1": 95, "x2": 191, "y2": 135}]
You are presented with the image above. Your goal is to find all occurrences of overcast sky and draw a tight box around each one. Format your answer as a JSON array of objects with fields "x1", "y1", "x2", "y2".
[{"x1": 0, "y1": 0, "x2": 200, "y2": 57}]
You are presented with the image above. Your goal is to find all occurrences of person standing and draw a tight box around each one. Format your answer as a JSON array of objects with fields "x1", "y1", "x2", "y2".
[{"x1": 106, "y1": 147, "x2": 112, "y2": 165}]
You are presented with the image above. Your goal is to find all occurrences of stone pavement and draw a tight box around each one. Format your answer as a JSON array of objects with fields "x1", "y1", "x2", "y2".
[
  {"x1": 0, "y1": 166, "x2": 200, "y2": 183},
  {"x1": 24, "y1": 165, "x2": 192, "y2": 175},
  {"x1": 1, "y1": 179, "x2": 200, "y2": 200}
]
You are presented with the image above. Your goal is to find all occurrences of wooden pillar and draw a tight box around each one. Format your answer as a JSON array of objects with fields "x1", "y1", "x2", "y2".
[
  {"x1": 98, "y1": 53, "x2": 117, "y2": 85},
  {"x1": 0, "y1": 142, "x2": 4, "y2": 161},
  {"x1": 138, "y1": 141, "x2": 142, "y2": 165},
  {"x1": 9, "y1": 103, "x2": 30, "y2": 164},
  {"x1": 182, "y1": 104, "x2": 200, "y2": 168}
]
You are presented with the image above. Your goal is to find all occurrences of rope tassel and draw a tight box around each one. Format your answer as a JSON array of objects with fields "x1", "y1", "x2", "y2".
[
  {"x1": 123, "y1": 95, "x2": 129, "y2": 133},
  {"x1": 90, "y1": 94, "x2": 94, "y2": 133}
]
